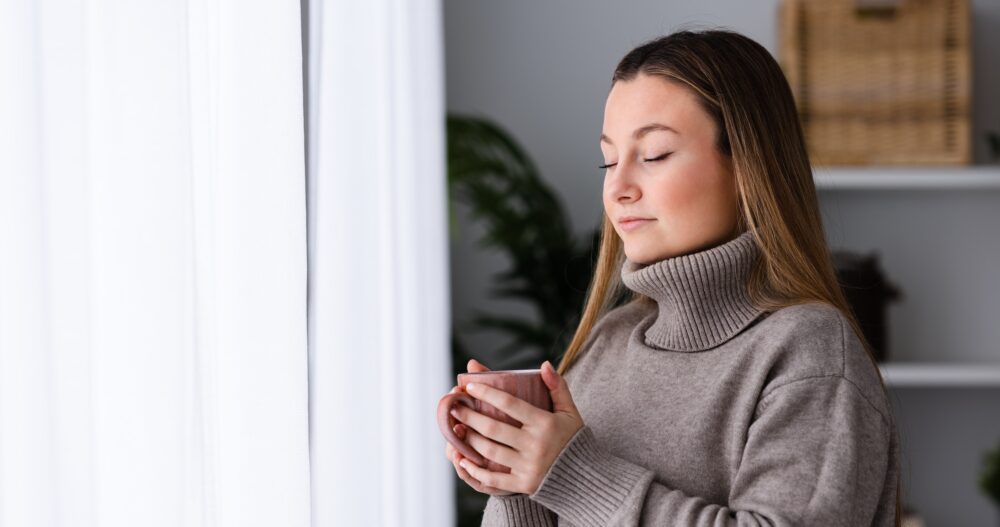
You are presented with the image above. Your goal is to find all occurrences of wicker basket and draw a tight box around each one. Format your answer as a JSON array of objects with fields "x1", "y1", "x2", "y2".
[{"x1": 778, "y1": 0, "x2": 972, "y2": 165}]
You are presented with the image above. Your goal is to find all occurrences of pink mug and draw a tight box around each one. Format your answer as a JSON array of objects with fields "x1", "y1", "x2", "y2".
[{"x1": 437, "y1": 369, "x2": 553, "y2": 473}]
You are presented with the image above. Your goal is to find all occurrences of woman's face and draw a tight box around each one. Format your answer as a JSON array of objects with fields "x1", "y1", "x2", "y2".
[{"x1": 600, "y1": 72, "x2": 739, "y2": 265}]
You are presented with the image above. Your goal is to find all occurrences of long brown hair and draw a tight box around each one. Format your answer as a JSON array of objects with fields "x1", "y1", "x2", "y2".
[{"x1": 557, "y1": 29, "x2": 902, "y2": 525}]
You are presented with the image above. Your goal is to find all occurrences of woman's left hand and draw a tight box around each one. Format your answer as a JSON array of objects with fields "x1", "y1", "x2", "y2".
[{"x1": 451, "y1": 360, "x2": 584, "y2": 495}]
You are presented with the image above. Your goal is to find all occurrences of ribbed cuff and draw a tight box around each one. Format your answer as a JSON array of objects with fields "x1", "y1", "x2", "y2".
[
  {"x1": 483, "y1": 494, "x2": 556, "y2": 526},
  {"x1": 528, "y1": 425, "x2": 650, "y2": 527}
]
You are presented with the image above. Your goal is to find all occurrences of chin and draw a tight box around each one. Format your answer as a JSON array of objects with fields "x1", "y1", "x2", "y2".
[{"x1": 623, "y1": 246, "x2": 662, "y2": 266}]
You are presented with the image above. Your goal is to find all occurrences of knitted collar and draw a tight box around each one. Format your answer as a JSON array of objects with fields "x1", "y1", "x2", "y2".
[{"x1": 620, "y1": 230, "x2": 767, "y2": 352}]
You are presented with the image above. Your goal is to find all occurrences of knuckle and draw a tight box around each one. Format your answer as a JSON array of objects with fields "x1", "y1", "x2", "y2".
[
  {"x1": 468, "y1": 428, "x2": 484, "y2": 446},
  {"x1": 471, "y1": 438, "x2": 492, "y2": 458},
  {"x1": 479, "y1": 419, "x2": 498, "y2": 437}
]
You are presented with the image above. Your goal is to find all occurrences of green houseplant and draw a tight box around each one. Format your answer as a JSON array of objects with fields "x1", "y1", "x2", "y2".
[
  {"x1": 980, "y1": 437, "x2": 1000, "y2": 524},
  {"x1": 446, "y1": 114, "x2": 607, "y2": 377},
  {"x1": 445, "y1": 113, "x2": 625, "y2": 526}
]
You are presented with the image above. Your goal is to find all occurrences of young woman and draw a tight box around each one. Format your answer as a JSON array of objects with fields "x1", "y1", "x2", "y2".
[{"x1": 444, "y1": 29, "x2": 901, "y2": 526}]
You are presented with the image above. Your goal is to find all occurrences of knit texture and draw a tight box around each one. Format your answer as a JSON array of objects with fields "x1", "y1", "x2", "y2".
[{"x1": 480, "y1": 230, "x2": 899, "y2": 526}]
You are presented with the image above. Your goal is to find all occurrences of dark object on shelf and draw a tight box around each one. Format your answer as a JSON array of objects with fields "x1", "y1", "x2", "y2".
[
  {"x1": 900, "y1": 505, "x2": 927, "y2": 527},
  {"x1": 988, "y1": 131, "x2": 1000, "y2": 162},
  {"x1": 979, "y1": 436, "x2": 1000, "y2": 508},
  {"x1": 831, "y1": 250, "x2": 902, "y2": 362}
]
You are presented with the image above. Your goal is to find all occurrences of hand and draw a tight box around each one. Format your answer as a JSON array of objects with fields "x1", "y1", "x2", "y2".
[
  {"x1": 444, "y1": 359, "x2": 515, "y2": 496},
  {"x1": 451, "y1": 360, "x2": 584, "y2": 496}
]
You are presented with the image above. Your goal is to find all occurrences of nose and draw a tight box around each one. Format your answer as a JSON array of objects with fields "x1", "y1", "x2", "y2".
[{"x1": 606, "y1": 159, "x2": 640, "y2": 204}]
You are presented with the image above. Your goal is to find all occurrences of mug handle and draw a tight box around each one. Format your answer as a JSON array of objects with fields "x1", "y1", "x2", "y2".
[{"x1": 437, "y1": 391, "x2": 486, "y2": 468}]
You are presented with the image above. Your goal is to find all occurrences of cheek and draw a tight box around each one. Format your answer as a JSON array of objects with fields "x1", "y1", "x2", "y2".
[
  {"x1": 651, "y1": 157, "x2": 733, "y2": 215},
  {"x1": 647, "y1": 173, "x2": 703, "y2": 212}
]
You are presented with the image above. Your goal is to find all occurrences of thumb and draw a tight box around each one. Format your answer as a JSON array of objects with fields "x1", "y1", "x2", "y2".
[
  {"x1": 467, "y1": 359, "x2": 491, "y2": 373},
  {"x1": 540, "y1": 360, "x2": 576, "y2": 414}
]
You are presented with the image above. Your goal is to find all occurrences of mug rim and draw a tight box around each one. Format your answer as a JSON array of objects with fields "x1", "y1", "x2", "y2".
[{"x1": 460, "y1": 368, "x2": 541, "y2": 375}]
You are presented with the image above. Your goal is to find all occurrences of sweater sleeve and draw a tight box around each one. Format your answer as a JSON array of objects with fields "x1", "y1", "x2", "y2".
[
  {"x1": 480, "y1": 494, "x2": 557, "y2": 526},
  {"x1": 526, "y1": 376, "x2": 892, "y2": 526}
]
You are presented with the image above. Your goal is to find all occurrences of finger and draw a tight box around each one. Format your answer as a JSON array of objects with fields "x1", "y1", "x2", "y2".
[
  {"x1": 446, "y1": 421, "x2": 470, "y2": 460},
  {"x1": 446, "y1": 425, "x2": 466, "y2": 461},
  {"x1": 451, "y1": 405, "x2": 519, "y2": 447},
  {"x1": 463, "y1": 426, "x2": 519, "y2": 469},
  {"x1": 541, "y1": 360, "x2": 578, "y2": 414},
  {"x1": 446, "y1": 427, "x2": 494, "y2": 488},
  {"x1": 452, "y1": 453, "x2": 478, "y2": 486},
  {"x1": 451, "y1": 451, "x2": 488, "y2": 490},
  {"x1": 459, "y1": 457, "x2": 516, "y2": 493},
  {"x1": 464, "y1": 382, "x2": 539, "y2": 424},
  {"x1": 453, "y1": 457, "x2": 506, "y2": 495},
  {"x1": 467, "y1": 359, "x2": 491, "y2": 373}
]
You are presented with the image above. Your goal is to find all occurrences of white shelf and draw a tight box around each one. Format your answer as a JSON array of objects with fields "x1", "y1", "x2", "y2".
[
  {"x1": 878, "y1": 362, "x2": 1000, "y2": 387},
  {"x1": 814, "y1": 166, "x2": 1000, "y2": 190}
]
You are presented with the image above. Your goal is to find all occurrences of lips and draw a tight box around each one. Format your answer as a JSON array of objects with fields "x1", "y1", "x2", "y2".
[{"x1": 618, "y1": 217, "x2": 655, "y2": 232}]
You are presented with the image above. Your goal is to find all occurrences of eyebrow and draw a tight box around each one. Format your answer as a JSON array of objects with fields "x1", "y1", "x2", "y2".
[{"x1": 600, "y1": 123, "x2": 679, "y2": 145}]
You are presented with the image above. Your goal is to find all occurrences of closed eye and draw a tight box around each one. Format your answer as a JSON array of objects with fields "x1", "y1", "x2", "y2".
[
  {"x1": 598, "y1": 152, "x2": 671, "y2": 169},
  {"x1": 643, "y1": 152, "x2": 671, "y2": 163}
]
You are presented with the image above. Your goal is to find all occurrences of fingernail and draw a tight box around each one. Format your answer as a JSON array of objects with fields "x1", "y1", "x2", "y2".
[
  {"x1": 459, "y1": 460, "x2": 468, "y2": 469},
  {"x1": 467, "y1": 383, "x2": 477, "y2": 391},
  {"x1": 450, "y1": 408, "x2": 459, "y2": 418}
]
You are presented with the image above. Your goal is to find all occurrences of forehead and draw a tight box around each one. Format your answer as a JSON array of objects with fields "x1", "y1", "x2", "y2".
[{"x1": 602, "y1": 74, "x2": 702, "y2": 135}]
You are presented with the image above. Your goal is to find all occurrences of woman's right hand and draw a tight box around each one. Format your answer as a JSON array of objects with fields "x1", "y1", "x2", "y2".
[{"x1": 444, "y1": 359, "x2": 515, "y2": 496}]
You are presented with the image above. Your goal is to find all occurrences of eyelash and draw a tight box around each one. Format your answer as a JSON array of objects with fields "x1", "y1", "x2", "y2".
[{"x1": 598, "y1": 152, "x2": 671, "y2": 169}]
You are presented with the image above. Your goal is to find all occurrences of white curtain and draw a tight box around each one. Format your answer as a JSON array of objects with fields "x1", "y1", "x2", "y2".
[
  {"x1": 305, "y1": 0, "x2": 453, "y2": 525},
  {"x1": 0, "y1": 1, "x2": 311, "y2": 526}
]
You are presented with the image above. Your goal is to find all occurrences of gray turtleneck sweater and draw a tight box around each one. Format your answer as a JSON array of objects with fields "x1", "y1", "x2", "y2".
[{"x1": 479, "y1": 231, "x2": 899, "y2": 526}]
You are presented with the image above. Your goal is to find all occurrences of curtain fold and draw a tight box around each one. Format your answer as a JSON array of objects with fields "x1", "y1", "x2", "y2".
[
  {"x1": 0, "y1": 0, "x2": 451, "y2": 524},
  {"x1": 305, "y1": 0, "x2": 453, "y2": 525},
  {"x1": 0, "y1": 1, "x2": 310, "y2": 526}
]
